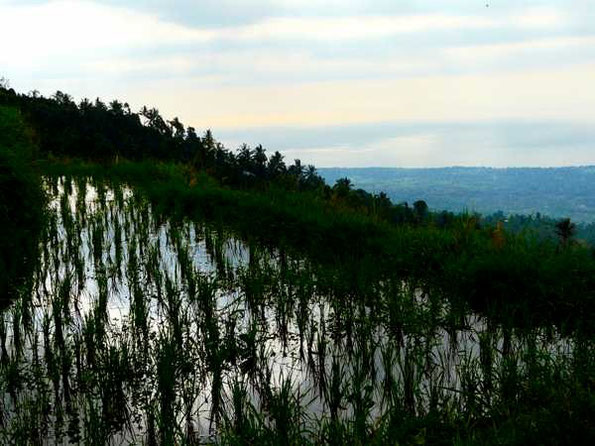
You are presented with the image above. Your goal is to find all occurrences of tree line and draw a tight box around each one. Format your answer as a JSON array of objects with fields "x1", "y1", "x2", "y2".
[
  {"x1": 0, "y1": 84, "x2": 441, "y2": 226},
  {"x1": 3, "y1": 83, "x2": 583, "y2": 239},
  {"x1": 483, "y1": 211, "x2": 592, "y2": 246}
]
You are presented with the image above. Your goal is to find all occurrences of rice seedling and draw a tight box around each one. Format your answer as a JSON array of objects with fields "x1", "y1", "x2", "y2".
[{"x1": 0, "y1": 175, "x2": 591, "y2": 445}]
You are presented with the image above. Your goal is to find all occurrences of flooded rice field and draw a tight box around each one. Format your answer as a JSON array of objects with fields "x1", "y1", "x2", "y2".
[{"x1": 0, "y1": 177, "x2": 583, "y2": 444}]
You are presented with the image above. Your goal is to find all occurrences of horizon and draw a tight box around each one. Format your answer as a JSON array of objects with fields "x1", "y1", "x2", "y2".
[
  {"x1": 319, "y1": 164, "x2": 595, "y2": 170},
  {"x1": 2, "y1": 0, "x2": 595, "y2": 167}
]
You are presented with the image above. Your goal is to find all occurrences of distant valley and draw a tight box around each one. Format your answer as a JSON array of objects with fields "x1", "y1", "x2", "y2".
[{"x1": 319, "y1": 166, "x2": 595, "y2": 223}]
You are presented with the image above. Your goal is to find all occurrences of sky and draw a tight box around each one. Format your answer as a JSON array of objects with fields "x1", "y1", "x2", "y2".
[{"x1": 1, "y1": 0, "x2": 594, "y2": 167}]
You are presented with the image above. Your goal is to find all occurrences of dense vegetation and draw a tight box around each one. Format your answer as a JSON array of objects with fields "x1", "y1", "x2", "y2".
[
  {"x1": 483, "y1": 211, "x2": 595, "y2": 246},
  {"x1": 0, "y1": 83, "x2": 593, "y2": 444},
  {"x1": 0, "y1": 105, "x2": 44, "y2": 304}
]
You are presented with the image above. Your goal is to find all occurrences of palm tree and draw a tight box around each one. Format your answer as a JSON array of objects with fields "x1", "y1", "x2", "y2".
[
  {"x1": 109, "y1": 100, "x2": 124, "y2": 115},
  {"x1": 168, "y1": 117, "x2": 185, "y2": 139},
  {"x1": 237, "y1": 143, "x2": 254, "y2": 173},
  {"x1": 288, "y1": 159, "x2": 304, "y2": 178},
  {"x1": 333, "y1": 177, "x2": 352, "y2": 198},
  {"x1": 253, "y1": 145, "x2": 268, "y2": 178},
  {"x1": 267, "y1": 151, "x2": 286, "y2": 178}
]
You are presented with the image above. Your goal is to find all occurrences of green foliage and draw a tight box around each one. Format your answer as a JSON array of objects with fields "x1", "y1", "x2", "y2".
[
  {"x1": 40, "y1": 159, "x2": 595, "y2": 331},
  {"x1": 482, "y1": 212, "x2": 595, "y2": 247},
  {"x1": 0, "y1": 86, "x2": 329, "y2": 194},
  {"x1": 0, "y1": 105, "x2": 44, "y2": 302}
]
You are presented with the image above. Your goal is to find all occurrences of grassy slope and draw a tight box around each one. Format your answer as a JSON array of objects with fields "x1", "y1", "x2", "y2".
[
  {"x1": 0, "y1": 106, "x2": 44, "y2": 300},
  {"x1": 40, "y1": 159, "x2": 595, "y2": 332}
]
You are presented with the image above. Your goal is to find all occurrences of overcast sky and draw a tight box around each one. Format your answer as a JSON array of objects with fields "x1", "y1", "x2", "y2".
[{"x1": 1, "y1": 0, "x2": 594, "y2": 167}]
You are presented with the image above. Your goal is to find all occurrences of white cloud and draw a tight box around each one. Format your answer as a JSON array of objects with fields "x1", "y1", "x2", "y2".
[
  {"x1": 1, "y1": 0, "x2": 589, "y2": 167},
  {"x1": 229, "y1": 15, "x2": 498, "y2": 40},
  {"x1": 280, "y1": 134, "x2": 440, "y2": 167},
  {"x1": 0, "y1": 1, "x2": 214, "y2": 67},
  {"x1": 202, "y1": 8, "x2": 566, "y2": 41},
  {"x1": 277, "y1": 129, "x2": 595, "y2": 168},
  {"x1": 0, "y1": 0, "x2": 567, "y2": 68},
  {"x1": 129, "y1": 63, "x2": 595, "y2": 129},
  {"x1": 446, "y1": 36, "x2": 595, "y2": 62},
  {"x1": 0, "y1": 0, "x2": 571, "y2": 81},
  {"x1": 84, "y1": 56, "x2": 198, "y2": 76},
  {"x1": 510, "y1": 7, "x2": 566, "y2": 28},
  {"x1": 81, "y1": 49, "x2": 441, "y2": 81}
]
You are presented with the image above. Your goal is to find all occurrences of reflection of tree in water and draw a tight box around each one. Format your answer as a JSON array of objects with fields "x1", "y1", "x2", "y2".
[{"x1": 0, "y1": 177, "x2": 588, "y2": 445}]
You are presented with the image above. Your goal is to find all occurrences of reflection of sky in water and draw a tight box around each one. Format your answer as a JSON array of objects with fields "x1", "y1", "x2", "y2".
[{"x1": 2, "y1": 177, "x2": 575, "y2": 443}]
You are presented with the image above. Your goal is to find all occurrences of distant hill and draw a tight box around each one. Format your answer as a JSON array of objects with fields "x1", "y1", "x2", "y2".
[{"x1": 319, "y1": 167, "x2": 595, "y2": 223}]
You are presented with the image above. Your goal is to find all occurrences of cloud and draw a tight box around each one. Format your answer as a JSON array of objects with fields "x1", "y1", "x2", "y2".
[
  {"x1": 280, "y1": 134, "x2": 439, "y2": 167},
  {"x1": 509, "y1": 7, "x2": 566, "y2": 28},
  {"x1": 81, "y1": 49, "x2": 441, "y2": 82},
  {"x1": 0, "y1": 0, "x2": 567, "y2": 66},
  {"x1": 446, "y1": 36, "x2": 595, "y2": 62},
  {"x1": 246, "y1": 8, "x2": 566, "y2": 41},
  {"x1": 0, "y1": 0, "x2": 214, "y2": 67},
  {"x1": 1, "y1": 0, "x2": 588, "y2": 168},
  {"x1": 1, "y1": 1, "x2": 572, "y2": 84},
  {"x1": 124, "y1": 63, "x2": 595, "y2": 130},
  {"x1": 263, "y1": 122, "x2": 595, "y2": 168},
  {"x1": 227, "y1": 15, "x2": 499, "y2": 41}
]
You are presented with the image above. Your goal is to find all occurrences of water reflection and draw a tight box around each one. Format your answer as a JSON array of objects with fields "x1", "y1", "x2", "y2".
[{"x1": 0, "y1": 177, "x2": 577, "y2": 444}]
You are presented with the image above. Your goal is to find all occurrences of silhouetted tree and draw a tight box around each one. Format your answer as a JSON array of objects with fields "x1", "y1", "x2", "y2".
[
  {"x1": 288, "y1": 159, "x2": 302, "y2": 174},
  {"x1": 268, "y1": 151, "x2": 286, "y2": 178},
  {"x1": 0, "y1": 83, "x2": 442, "y2": 229},
  {"x1": 555, "y1": 218, "x2": 576, "y2": 247},
  {"x1": 253, "y1": 145, "x2": 268, "y2": 179},
  {"x1": 237, "y1": 144, "x2": 253, "y2": 172},
  {"x1": 109, "y1": 100, "x2": 125, "y2": 115},
  {"x1": 168, "y1": 117, "x2": 185, "y2": 139},
  {"x1": 94, "y1": 97, "x2": 108, "y2": 112},
  {"x1": 374, "y1": 192, "x2": 393, "y2": 219},
  {"x1": 333, "y1": 178, "x2": 352, "y2": 199},
  {"x1": 79, "y1": 98, "x2": 93, "y2": 113},
  {"x1": 303, "y1": 165, "x2": 324, "y2": 189},
  {"x1": 53, "y1": 91, "x2": 75, "y2": 107}
]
